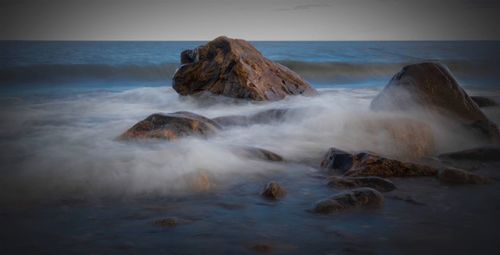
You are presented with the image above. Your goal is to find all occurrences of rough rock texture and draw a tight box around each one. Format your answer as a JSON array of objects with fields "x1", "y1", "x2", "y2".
[
  {"x1": 326, "y1": 176, "x2": 396, "y2": 192},
  {"x1": 321, "y1": 148, "x2": 438, "y2": 178},
  {"x1": 370, "y1": 62, "x2": 499, "y2": 142},
  {"x1": 438, "y1": 167, "x2": 492, "y2": 185},
  {"x1": 119, "y1": 111, "x2": 221, "y2": 140},
  {"x1": 213, "y1": 108, "x2": 290, "y2": 127},
  {"x1": 172, "y1": 36, "x2": 317, "y2": 101},
  {"x1": 439, "y1": 146, "x2": 500, "y2": 161},
  {"x1": 261, "y1": 181, "x2": 287, "y2": 200},
  {"x1": 312, "y1": 188, "x2": 384, "y2": 214},
  {"x1": 471, "y1": 96, "x2": 498, "y2": 108}
]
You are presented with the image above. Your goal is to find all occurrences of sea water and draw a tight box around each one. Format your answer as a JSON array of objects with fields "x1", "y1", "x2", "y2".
[{"x1": 0, "y1": 41, "x2": 499, "y2": 254}]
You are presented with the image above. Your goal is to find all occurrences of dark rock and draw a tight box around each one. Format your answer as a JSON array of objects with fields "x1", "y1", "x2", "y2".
[
  {"x1": 370, "y1": 62, "x2": 499, "y2": 142},
  {"x1": 471, "y1": 96, "x2": 498, "y2": 108},
  {"x1": 172, "y1": 36, "x2": 317, "y2": 101},
  {"x1": 320, "y1": 148, "x2": 354, "y2": 174},
  {"x1": 439, "y1": 146, "x2": 500, "y2": 161},
  {"x1": 313, "y1": 188, "x2": 384, "y2": 214},
  {"x1": 233, "y1": 146, "x2": 284, "y2": 162},
  {"x1": 119, "y1": 111, "x2": 221, "y2": 140},
  {"x1": 438, "y1": 167, "x2": 492, "y2": 185},
  {"x1": 326, "y1": 176, "x2": 396, "y2": 192},
  {"x1": 387, "y1": 195, "x2": 426, "y2": 206},
  {"x1": 321, "y1": 148, "x2": 438, "y2": 178},
  {"x1": 261, "y1": 181, "x2": 286, "y2": 200},
  {"x1": 250, "y1": 243, "x2": 273, "y2": 253}
]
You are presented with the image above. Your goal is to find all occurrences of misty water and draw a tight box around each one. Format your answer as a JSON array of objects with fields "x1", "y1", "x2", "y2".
[{"x1": 1, "y1": 41, "x2": 500, "y2": 254}]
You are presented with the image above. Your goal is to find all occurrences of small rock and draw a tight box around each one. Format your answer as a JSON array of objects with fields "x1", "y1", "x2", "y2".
[
  {"x1": 320, "y1": 148, "x2": 354, "y2": 174},
  {"x1": 250, "y1": 243, "x2": 273, "y2": 253},
  {"x1": 326, "y1": 176, "x2": 396, "y2": 192},
  {"x1": 234, "y1": 146, "x2": 284, "y2": 162},
  {"x1": 261, "y1": 181, "x2": 286, "y2": 200},
  {"x1": 119, "y1": 111, "x2": 221, "y2": 140},
  {"x1": 154, "y1": 217, "x2": 182, "y2": 227},
  {"x1": 438, "y1": 167, "x2": 492, "y2": 185},
  {"x1": 312, "y1": 188, "x2": 384, "y2": 214}
]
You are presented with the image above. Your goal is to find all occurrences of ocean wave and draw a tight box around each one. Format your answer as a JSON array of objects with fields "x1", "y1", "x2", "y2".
[{"x1": 1, "y1": 60, "x2": 498, "y2": 84}]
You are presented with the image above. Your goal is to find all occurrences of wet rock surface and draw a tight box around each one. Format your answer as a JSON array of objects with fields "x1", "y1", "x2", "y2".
[
  {"x1": 321, "y1": 148, "x2": 438, "y2": 178},
  {"x1": 213, "y1": 108, "x2": 290, "y2": 127},
  {"x1": 313, "y1": 188, "x2": 384, "y2": 214},
  {"x1": 119, "y1": 111, "x2": 221, "y2": 140},
  {"x1": 326, "y1": 176, "x2": 396, "y2": 192},
  {"x1": 438, "y1": 167, "x2": 492, "y2": 185},
  {"x1": 232, "y1": 146, "x2": 284, "y2": 162},
  {"x1": 172, "y1": 36, "x2": 317, "y2": 101},
  {"x1": 261, "y1": 181, "x2": 287, "y2": 200},
  {"x1": 370, "y1": 62, "x2": 500, "y2": 142}
]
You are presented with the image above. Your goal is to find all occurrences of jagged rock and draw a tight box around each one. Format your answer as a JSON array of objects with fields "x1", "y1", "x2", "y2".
[
  {"x1": 326, "y1": 176, "x2": 396, "y2": 192},
  {"x1": 471, "y1": 96, "x2": 498, "y2": 108},
  {"x1": 172, "y1": 36, "x2": 317, "y2": 101},
  {"x1": 439, "y1": 146, "x2": 500, "y2": 161},
  {"x1": 119, "y1": 111, "x2": 221, "y2": 140},
  {"x1": 438, "y1": 167, "x2": 492, "y2": 185},
  {"x1": 321, "y1": 148, "x2": 438, "y2": 177},
  {"x1": 261, "y1": 181, "x2": 286, "y2": 200},
  {"x1": 312, "y1": 188, "x2": 384, "y2": 214},
  {"x1": 370, "y1": 62, "x2": 499, "y2": 142}
]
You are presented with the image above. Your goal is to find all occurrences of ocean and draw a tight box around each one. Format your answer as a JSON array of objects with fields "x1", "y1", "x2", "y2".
[{"x1": 1, "y1": 41, "x2": 499, "y2": 254}]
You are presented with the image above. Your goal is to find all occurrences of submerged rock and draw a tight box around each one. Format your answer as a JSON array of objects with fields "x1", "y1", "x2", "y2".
[
  {"x1": 438, "y1": 167, "x2": 492, "y2": 185},
  {"x1": 261, "y1": 181, "x2": 287, "y2": 200},
  {"x1": 321, "y1": 148, "x2": 438, "y2": 178},
  {"x1": 213, "y1": 108, "x2": 290, "y2": 127},
  {"x1": 471, "y1": 96, "x2": 498, "y2": 108},
  {"x1": 370, "y1": 62, "x2": 499, "y2": 142},
  {"x1": 172, "y1": 36, "x2": 317, "y2": 101},
  {"x1": 326, "y1": 176, "x2": 396, "y2": 192},
  {"x1": 313, "y1": 188, "x2": 384, "y2": 214},
  {"x1": 119, "y1": 111, "x2": 221, "y2": 140},
  {"x1": 232, "y1": 146, "x2": 284, "y2": 162},
  {"x1": 439, "y1": 146, "x2": 500, "y2": 161}
]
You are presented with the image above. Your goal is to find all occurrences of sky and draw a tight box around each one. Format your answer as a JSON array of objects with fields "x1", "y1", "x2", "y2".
[{"x1": 0, "y1": 0, "x2": 499, "y2": 40}]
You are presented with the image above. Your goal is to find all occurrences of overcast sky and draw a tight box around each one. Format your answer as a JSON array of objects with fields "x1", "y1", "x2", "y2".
[{"x1": 0, "y1": 0, "x2": 499, "y2": 40}]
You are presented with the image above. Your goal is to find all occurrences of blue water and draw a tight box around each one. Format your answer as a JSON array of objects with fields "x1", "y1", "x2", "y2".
[{"x1": 1, "y1": 41, "x2": 499, "y2": 96}]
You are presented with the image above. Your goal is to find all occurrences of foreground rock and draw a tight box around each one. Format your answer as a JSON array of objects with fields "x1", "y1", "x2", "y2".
[
  {"x1": 370, "y1": 62, "x2": 499, "y2": 142},
  {"x1": 313, "y1": 188, "x2": 384, "y2": 214},
  {"x1": 173, "y1": 36, "x2": 317, "y2": 101},
  {"x1": 321, "y1": 148, "x2": 438, "y2": 177},
  {"x1": 119, "y1": 111, "x2": 221, "y2": 140},
  {"x1": 326, "y1": 176, "x2": 396, "y2": 192},
  {"x1": 471, "y1": 96, "x2": 498, "y2": 108},
  {"x1": 438, "y1": 167, "x2": 492, "y2": 185},
  {"x1": 439, "y1": 146, "x2": 500, "y2": 161},
  {"x1": 261, "y1": 181, "x2": 287, "y2": 200}
]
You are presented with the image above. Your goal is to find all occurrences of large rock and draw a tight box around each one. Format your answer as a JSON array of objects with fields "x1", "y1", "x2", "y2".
[
  {"x1": 345, "y1": 117, "x2": 436, "y2": 159},
  {"x1": 370, "y1": 62, "x2": 499, "y2": 142},
  {"x1": 312, "y1": 188, "x2": 384, "y2": 214},
  {"x1": 172, "y1": 36, "x2": 317, "y2": 101},
  {"x1": 119, "y1": 111, "x2": 221, "y2": 140},
  {"x1": 321, "y1": 148, "x2": 438, "y2": 178}
]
